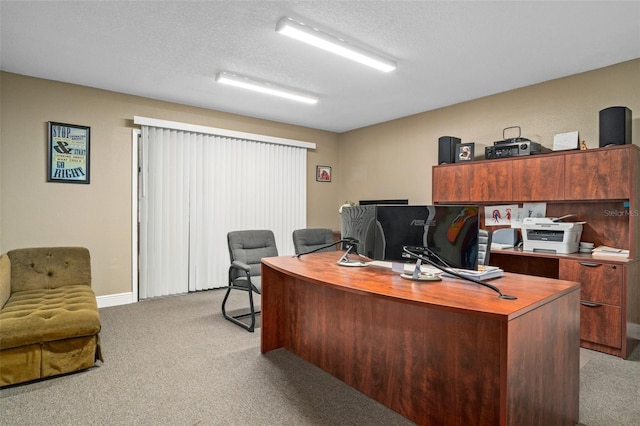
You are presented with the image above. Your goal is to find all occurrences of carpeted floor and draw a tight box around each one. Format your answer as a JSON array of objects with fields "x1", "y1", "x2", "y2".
[{"x1": 1, "y1": 289, "x2": 639, "y2": 425}]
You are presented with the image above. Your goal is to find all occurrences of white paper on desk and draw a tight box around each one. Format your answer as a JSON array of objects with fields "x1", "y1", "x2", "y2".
[{"x1": 553, "y1": 131, "x2": 579, "y2": 151}]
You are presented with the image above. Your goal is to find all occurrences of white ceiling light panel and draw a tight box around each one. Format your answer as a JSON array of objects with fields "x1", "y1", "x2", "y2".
[
  {"x1": 215, "y1": 72, "x2": 318, "y2": 104},
  {"x1": 276, "y1": 17, "x2": 397, "y2": 73}
]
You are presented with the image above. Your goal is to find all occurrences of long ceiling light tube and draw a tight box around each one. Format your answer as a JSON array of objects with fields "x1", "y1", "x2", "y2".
[
  {"x1": 215, "y1": 72, "x2": 318, "y2": 104},
  {"x1": 276, "y1": 17, "x2": 396, "y2": 73}
]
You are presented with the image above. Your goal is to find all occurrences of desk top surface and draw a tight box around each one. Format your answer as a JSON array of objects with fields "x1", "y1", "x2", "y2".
[{"x1": 262, "y1": 251, "x2": 580, "y2": 321}]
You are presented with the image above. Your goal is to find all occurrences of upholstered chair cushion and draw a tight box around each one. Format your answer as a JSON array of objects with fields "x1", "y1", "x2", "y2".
[
  {"x1": 0, "y1": 255, "x2": 10, "y2": 310},
  {"x1": 7, "y1": 247, "x2": 91, "y2": 292}
]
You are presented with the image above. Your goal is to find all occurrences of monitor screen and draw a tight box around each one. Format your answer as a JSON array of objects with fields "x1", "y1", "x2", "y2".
[{"x1": 374, "y1": 205, "x2": 479, "y2": 270}]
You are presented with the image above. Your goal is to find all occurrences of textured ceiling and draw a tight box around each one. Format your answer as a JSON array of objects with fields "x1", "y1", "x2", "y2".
[{"x1": 1, "y1": 1, "x2": 639, "y2": 132}]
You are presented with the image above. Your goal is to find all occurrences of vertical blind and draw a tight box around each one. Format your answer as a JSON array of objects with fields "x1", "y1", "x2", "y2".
[{"x1": 139, "y1": 124, "x2": 309, "y2": 299}]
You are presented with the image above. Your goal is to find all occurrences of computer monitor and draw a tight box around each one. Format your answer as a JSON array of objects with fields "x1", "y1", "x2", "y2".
[
  {"x1": 359, "y1": 199, "x2": 408, "y2": 206},
  {"x1": 374, "y1": 205, "x2": 479, "y2": 270}
]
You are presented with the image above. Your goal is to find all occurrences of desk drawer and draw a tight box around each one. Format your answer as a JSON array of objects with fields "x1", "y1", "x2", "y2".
[
  {"x1": 580, "y1": 303, "x2": 622, "y2": 349},
  {"x1": 559, "y1": 259, "x2": 622, "y2": 306}
]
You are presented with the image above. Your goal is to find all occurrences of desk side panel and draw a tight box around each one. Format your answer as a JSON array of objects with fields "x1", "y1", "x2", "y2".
[
  {"x1": 506, "y1": 289, "x2": 580, "y2": 426},
  {"x1": 261, "y1": 264, "x2": 289, "y2": 353},
  {"x1": 284, "y1": 276, "x2": 505, "y2": 425}
]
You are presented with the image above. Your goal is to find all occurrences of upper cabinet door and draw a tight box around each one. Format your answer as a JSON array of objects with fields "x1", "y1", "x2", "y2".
[
  {"x1": 432, "y1": 164, "x2": 469, "y2": 203},
  {"x1": 433, "y1": 160, "x2": 512, "y2": 203},
  {"x1": 466, "y1": 161, "x2": 513, "y2": 203},
  {"x1": 512, "y1": 155, "x2": 564, "y2": 201},
  {"x1": 564, "y1": 147, "x2": 630, "y2": 200}
]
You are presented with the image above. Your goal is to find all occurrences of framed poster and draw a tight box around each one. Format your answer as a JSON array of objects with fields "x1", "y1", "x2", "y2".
[
  {"x1": 316, "y1": 165, "x2": 331, "y2": 182},
  {"x1": 455, "y1": 142, "x2": 474, "y2": 163},
  {"x1": 47, "y1": 122, "x2": 90, "y2": 184}
]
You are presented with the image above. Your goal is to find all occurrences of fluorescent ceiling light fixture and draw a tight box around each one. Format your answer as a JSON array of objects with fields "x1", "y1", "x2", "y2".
[
  {"x1": 215, "y1": 72, "x2": 318, "y2": 104},
  {"x1": 276, "y1": 17, "x2": 396, "y2": 73}
]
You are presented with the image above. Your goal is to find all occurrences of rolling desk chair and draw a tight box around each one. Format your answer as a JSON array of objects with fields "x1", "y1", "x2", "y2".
[{"x1": 478, "y1": 229, "x2": 493, "y2": 266}]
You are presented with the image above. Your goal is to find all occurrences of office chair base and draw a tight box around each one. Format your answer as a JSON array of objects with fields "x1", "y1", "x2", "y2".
[
  {"x1": 223, "y1": 311, "x2": 261, "y2": 332},
  {"x1": 221, "y1": 286, "x2": 260, "y2": 332}
]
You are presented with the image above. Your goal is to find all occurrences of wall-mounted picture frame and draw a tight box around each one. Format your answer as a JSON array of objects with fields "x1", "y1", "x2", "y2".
[
  {"x1": 47, "y1": 122, "x2": 90, "y2": 184},
  {"x1": 316, "y1": 165, "x2": 331, "y2": 182},
  {"x1": 455, "y1": 142, "x2": 475, "y2": 163}
]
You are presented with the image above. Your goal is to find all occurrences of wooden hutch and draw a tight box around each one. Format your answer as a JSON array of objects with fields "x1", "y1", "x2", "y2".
[{"x1": 432, "y1": 144, "x2": 640, "y2": 359}]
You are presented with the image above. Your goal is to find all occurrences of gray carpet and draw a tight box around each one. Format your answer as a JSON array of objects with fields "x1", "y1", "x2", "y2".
[{"x1": 1, "y1": 289, "x2": 639, "y2": 425}]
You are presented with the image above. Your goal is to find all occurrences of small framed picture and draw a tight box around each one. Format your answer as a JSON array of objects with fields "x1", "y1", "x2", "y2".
[
  {"x1": 455, "y1": 142, "x2": 474, "y2": 163},
  {"x1": 316, "y1": 165, "x2": 331, "y2": 182},
  {"x1": 47, "y1": 122, "x2": 90, "y2": 184}
]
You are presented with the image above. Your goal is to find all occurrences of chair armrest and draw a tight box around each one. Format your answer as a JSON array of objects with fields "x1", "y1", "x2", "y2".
[{"x1": 231, "y1": 261, "x2": 251, "y2": 273}]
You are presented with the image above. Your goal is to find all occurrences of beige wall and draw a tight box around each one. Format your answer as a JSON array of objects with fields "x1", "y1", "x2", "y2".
[
  {"x1": 338, "y1": 59, "x2": 640, "y2": 205},
  {"x1": 2, "y1": 59, "x2": 638, "y2": 299},
  {"x1": 0, "y1": 72, "x2": 339, "y2": 297}
]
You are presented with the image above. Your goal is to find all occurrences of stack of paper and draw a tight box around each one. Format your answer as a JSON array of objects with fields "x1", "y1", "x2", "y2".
[
  {"x1": 442, "y1": 265, "x2": 504, "y2": 281},
  {"x1": 591, "y1": 245, "x2": 630, "y2": 258}
]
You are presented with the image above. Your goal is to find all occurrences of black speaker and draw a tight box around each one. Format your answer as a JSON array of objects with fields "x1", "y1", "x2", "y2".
[
  {"x1": 599, "y1": 106, "x2": 631, "y2": 147},
  {"x1": 438, "y1": 136, "x2": 461, "y2": 164}
]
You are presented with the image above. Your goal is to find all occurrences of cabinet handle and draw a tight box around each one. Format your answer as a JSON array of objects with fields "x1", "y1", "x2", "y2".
[
  {"x1": 580, "y1": 301, "x2": 602, "y2": 307},
  {"x1": 579, "y1": 262, "x2": 601, "y2": 267},
  {"x1": 578, "y1": 261, "x2": 616, "y2": 270}
]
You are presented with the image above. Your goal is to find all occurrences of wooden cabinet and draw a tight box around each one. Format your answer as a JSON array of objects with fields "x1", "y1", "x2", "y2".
[
  {"x1": 512, "y1": 155, "x2": 564, "y2": 201},
  {"x1": 432, "y1": 160, "x2": 512, "y2": 203},
  {"x1": 433, "y1": 145, "x2": 635, "y2": 203},
  {"x1": 579, "y1": 303, "x2": 622, "y2": 349},
  {"x1": 467, "y1": 161, "x2": 512, "y2": 202},
  {"x1": 559, "y1": 259, "x2": 626, "y2": 354},
  {"x1": 433, "y1": 144, "x2": 640, "y2": 358},
  {"x1": 564, "y1": 147, "x2": 630, "y2": 200},
  {"x1": 432, "y1": 164, "x2": 469, "y2": 202}
]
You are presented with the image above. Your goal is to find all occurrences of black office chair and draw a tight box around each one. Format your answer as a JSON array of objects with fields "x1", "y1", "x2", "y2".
[
  {"x1": 292, "y1": 228, "x2": 336, "y2": 255},
  {"x1": 478, "y1": 229, "x2": 493, "y2": 266},
  {"x1": 222, "y1": 230, "x2": 278, "y2": 332}
]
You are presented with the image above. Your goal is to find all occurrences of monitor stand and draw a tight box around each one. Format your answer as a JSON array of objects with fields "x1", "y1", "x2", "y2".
[
  {"x1": 337, "y1": 244, "x2": 368, "y2": 267},
  {"x1": 400, "y1": 258, "x2": 441, "y2": 281}
]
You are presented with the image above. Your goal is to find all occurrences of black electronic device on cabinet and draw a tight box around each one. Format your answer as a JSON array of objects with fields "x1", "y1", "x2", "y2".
[
  {"x1": 438, "y1": 136, "x2": 461, "y2": 164},
  {"x1": 485, "y1": 126, "x2": 543, "y2": 159},
  {"x1": 599, "y1": 106, "x2": 631, "y2": 147}
]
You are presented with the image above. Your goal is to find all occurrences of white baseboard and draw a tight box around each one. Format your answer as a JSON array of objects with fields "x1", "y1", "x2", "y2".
[{"x1": 97, "y1": 292, "x2": 136, "y2": 308}]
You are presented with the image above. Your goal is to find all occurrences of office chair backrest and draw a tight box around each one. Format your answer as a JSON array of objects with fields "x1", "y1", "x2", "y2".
[
  {"x1": 227, "y1": 230, "x2": 278, "y2": 278},
  {"x1": 292, "y1": 228, "x2": 336, "y2": 255},
  {"x1": 492, "y1": 228, "x2": 519, "y2": 246},
  {"x1": 478, "y1": 229, "x2": 492, "y2": 266}
]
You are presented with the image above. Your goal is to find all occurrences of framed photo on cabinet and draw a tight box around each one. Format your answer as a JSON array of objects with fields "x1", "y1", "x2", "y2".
[
  {"x1": 455, "y1": 142, "x2": 474, "y2": 163},
  {"x1": 47, "y1": 122, "x2": 90, "y2": 184}
]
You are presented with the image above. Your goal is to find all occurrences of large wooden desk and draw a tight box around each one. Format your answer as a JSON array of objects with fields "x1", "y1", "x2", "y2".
[{"x1": 261, "y1": 252, "x2": 580, "y2": 426}]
